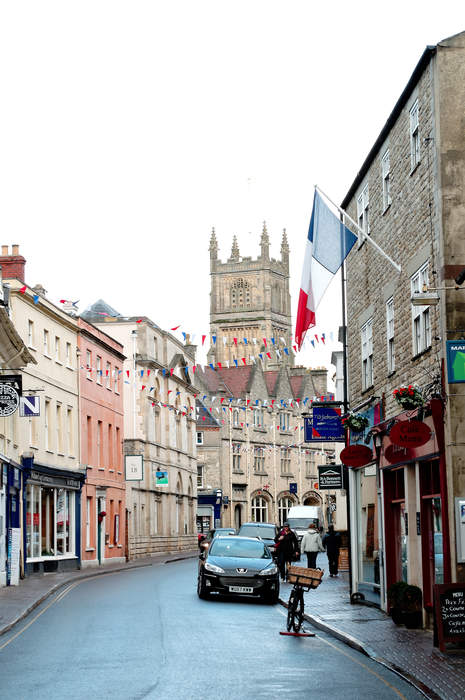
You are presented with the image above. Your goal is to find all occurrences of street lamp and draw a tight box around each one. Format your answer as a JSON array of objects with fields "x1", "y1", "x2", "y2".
[{"x1": 411, "y1": 266, "x2": 465, "y2": 306}]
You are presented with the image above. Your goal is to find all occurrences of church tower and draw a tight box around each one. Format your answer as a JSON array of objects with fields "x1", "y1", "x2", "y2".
[{"x1": 208, "y1": 224, "x2": 293, "y2": 369}]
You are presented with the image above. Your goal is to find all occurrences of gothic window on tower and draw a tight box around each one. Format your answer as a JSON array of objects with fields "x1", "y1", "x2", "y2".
[{"x1": 231, "y1": 279, "x2": 250, "y2": 308}]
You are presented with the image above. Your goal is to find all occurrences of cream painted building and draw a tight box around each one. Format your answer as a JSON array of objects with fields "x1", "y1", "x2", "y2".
[{"x1": 83, "y1": 301, "x2": 198, "y2": 558}]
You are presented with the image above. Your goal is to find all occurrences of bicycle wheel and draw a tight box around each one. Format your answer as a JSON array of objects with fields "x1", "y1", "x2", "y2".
[{"x1": 287, "y1": 590, "x2": 304, "y2": 632}]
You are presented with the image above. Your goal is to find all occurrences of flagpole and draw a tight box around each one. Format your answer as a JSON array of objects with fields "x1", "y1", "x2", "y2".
[{"x1": 315, "y1": 184, "x2": 402, "y2": 273}]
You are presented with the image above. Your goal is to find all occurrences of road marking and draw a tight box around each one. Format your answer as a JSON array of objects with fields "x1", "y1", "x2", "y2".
[
  {"x1": 277, "y1": 609, "x2": 407, "y2": 699},
  {"x1": 0, "y1": 570, "x2": 130, "y2": 651}
]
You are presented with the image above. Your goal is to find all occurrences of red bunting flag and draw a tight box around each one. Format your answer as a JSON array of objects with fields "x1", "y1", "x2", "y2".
[
  {"x1": 271, "y1": 399, "x2": 275, "y2": 406},
  {"x1": 202, "y1": 416, "x2": 206, "y2": 421},
  {"x1": 168, "y1": 390, "x2": 172, "y2": 394},
  {"x1": 233, "y1": 338, "x2": 238, "y2": 345},
  {"x1": 246, "y1": 399, "x2": 250, "y2": 406},
  {"x1": 314, "y1": 334, "x2": 319, "y2": 343},
  {"x1": 147, "y1": 370, "x2": 151, "y2": 377},
  {"x1": 263, "y1": 338, "x2": 267, "y2": 347},
  {"x1": 126, "y1": 370, "x2": 130, "y2": 378},
  {"x1": 220, "y1": 398, "x2": 225, "y2": 404},
  {"x1": 202, "y1": 335, "x2": 206, "y2": 345},
  {"x1": 170, "y1": 368, "x2": 174, "y2": 376},
  {"x1": 171, "y1": 325, "x2": 180, "y2": 331},
  {"x1": 218, "y1": 362, "x2": 222, "y2": 369},
  {"x1": 192, "y1": 366, "x2": 196, "y2": 373},
  {"x1": 241, "y1": 358, "x2": 246, "y2": 365},
  {"x1": 19, "y1": 286, "x2": 27, "y2": 294},
  {"x1": 266, "y1": 352, "x2": 271, "y2": 359},
  {"x1": 141, "y1": 385, "x2": 146, "y2": 391},
  {"x1": 136, "y1": 319, "x2": 142, "y2": 323}
]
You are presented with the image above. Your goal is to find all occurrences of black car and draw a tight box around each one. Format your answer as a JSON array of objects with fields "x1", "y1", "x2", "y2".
[
  {"x1": 197, "y1": 535, "x2": 279, "y2": 604},
  {"x1": 236, "y1": 522, "x2": 280, "y2": 558}
]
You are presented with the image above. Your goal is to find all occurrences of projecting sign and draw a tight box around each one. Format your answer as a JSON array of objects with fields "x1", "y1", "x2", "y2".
[
  {"x1": 125, "y1": 454, "x2": 144, "y2": 481},
  {"x1": 0, "y1": 384, "x2": 20, "y2": 417},
  {"x1": 155, "y1": 470, "x2": 169, "y2": 487},
  {"x1": 389, "y1": 420, "x2": 431, "y2": 448},
  {"x1": 20, "y1": 396, "x2": 40, "y2": 417},
  {"x1": 289, "y1": 482, "x2": 297, "y2": 494},
  {"x1": 304, "y1": 405, "x2": 345, "y2": 443},
  {"x1": 318, "y1": 464, "x2": 343, "y2": 490},
  {"x1": 446, "y1": 340, "x2": 465, "y2": 383}
]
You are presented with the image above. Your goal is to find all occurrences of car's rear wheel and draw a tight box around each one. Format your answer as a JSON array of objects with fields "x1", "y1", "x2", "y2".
[{"x1": 197, "y1": 573, "x2": 210, "y2": 599}]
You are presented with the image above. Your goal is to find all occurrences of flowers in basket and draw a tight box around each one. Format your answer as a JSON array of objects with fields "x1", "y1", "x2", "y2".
[
  {"x1": 393, "y1": 384, "x2": 424, "y2": 410},
  {"x1": 342, "y1": 411, "x2": 369, "y2": 433}
]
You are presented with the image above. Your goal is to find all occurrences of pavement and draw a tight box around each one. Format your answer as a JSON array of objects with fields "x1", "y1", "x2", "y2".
[
  {"x1": 2, "y1": 550, "x2": 465, "y2": 700},
  {"x1": 279, "y1": 555, "x2": 465, "y2": 700}
]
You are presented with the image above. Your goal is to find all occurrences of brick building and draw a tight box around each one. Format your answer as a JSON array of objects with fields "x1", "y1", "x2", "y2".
[{"x1": 341, "y1": 32, "x2": 465, "y2": 619}]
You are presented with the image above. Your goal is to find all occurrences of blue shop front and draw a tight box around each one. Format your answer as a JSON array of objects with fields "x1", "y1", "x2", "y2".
[{"x1": 197, "y1": 490, "x2": 224, "y2": 534}]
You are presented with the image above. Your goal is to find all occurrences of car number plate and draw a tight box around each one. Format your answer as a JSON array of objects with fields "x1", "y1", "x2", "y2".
[{"x1": 229, "y1": 586, "x2": 253, "y2": 593}]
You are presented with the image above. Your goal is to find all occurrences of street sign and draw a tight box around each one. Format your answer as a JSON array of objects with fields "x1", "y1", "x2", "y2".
[
  {"x1": 304, "y1": 405, "x2": 345, "y2": 442},
  {"x1": 125, "y1": 454, "x2": 144, "y2": 481},
  {"x1": 20, "y1": 396, "x2": 40, "y2": 417},
  {"x1": 318, "y1": 464, "x2": 343, "y2": 490},
  {"x1": 446, "y1": 340, "x2": 465, "y2": 383}
]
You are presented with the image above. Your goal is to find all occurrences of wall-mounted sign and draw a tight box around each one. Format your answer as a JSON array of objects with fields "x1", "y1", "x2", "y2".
[
  {"x1": 20, "y1": 396, "x2": 40, "y2": 417},
  {"x1": 289, "y1": 482, "x2": 297, "y2": 494},
  {"x1": 155, "y1": 470, "x2": 168, "y2": 486},
  {"x1": 446, "y1": 340, "x2": 465, "y2": 383},
  {"x1": 318, "y1": 464, "x2": 343, "y2": 489},
  {"x1": 0, "y1": 383, "x2": 20, "y2": 417},
  {"x1": 304, "y1": 405, "x2": 345, "y2": 443},
  {"x1": 340, "y1": 444, "x2": 373, "y2": 468},
  {"x1": 125, "y1": 454, "x2": 143, "y2": 481},
  {"x1": 389, "y1": 420, "x2": 431, "y2": 448}
]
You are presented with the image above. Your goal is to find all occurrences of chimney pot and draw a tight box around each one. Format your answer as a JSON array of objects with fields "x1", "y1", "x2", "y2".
[
  {"x1": 12, "y1": 245, "x2": 19, "y2": 256},
  {"x1": 1, "y1": 246, "x2": 8, "y2": 256}
]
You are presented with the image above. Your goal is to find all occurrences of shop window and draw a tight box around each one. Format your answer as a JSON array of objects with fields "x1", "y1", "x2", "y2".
[{"x1": 26, "y1": 483, "x2": 76, "y2": 559}]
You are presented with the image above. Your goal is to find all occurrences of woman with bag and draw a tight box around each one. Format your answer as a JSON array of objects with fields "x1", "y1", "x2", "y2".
[
  {"x1": 300, "y1": 522, "x2": 324, "y2": 568},
  {"x1": 275, "y1": 522, "x2": 299, "y2": 582}
]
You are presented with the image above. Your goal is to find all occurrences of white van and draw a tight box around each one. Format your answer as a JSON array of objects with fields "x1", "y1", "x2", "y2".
[{"x1": 286, "y1": 505, "x2": 322, "y2": 543}]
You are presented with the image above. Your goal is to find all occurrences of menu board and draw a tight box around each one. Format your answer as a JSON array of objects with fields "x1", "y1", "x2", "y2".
[{"x1": 434, "y1": 583, "x2": 465, "y2": 652}]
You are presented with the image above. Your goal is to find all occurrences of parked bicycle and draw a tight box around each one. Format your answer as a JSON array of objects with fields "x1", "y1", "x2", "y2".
[{"x1": 286, "y1": 566, "x2": 324, "y2": 633}]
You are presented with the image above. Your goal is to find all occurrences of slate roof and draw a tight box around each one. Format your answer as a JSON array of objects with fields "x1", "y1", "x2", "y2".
[{"x1": 196, "y1": 399, "x2": 221, "y2": 427}]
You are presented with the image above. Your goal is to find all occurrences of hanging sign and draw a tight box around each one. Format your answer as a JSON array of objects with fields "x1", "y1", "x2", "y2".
[
  {"x1": 446, "y1": 340, "x2": 465, "y2": 383},
  {"x1": 125, "y1": 455, "x2": 143, "y2": 481},
  {"x1": 318, "y1": 464, "x2": 343, "y2": 489},
  {"x1": 0, "y1": 383, "x2": 20, "y2": 417},
  {"x1": 340, "y1": 444, "x2": 373, "y2": 468},
  {"x1": 384, "y1": 443, "x2": 414, "y2": 466},
  {"x1": 304, "y1": 404, "x2": 344, "y2": 443},
  {"x1": 155, "y1": 470, "x2": 169, "y2": 487},
  {"x1": 389, "y1": 420, "x2": 431, "y2": 448}
]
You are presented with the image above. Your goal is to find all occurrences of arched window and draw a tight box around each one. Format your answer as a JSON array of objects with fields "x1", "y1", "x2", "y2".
[
  {"x1": 251, "y1": 495, "x2": 268, "y2": 522},
  {"x1": 176, "y1": 476, "x2": 183, "y2": 534},
  {"x1": 278, "y1": 497, "x2": 294, "y2": 526}
]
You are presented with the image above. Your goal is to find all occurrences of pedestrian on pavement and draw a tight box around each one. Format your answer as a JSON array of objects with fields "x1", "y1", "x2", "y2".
[
  {"x1": 300, "y1": 522, "x2": 324, "y2": 569},
  {"x1": 322, "y1": 524, "x2": 341, "y2": 576},
  {"x1": 275, "y1": 522, "x2": 299, "y2": 582}
]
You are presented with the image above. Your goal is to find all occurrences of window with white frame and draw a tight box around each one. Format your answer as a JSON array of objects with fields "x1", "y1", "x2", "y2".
[
  {"x1": 196, "y1": 431, "x2": 203, "y2": 445},
  {"x1": 66, "y1": 342, "x2": 72, "y2": 368},
  {"x1": 96, "y1": 356, "x2": 102, "y2": 384},
  {"x1": 280, "y1": 447, "x2": 291, "y2": 474},
  {"x1": 278, "y1": 497, "x2": 293, "y2": 526},
  {"x1": 382, "y1": 150, "x2": 391, "y2": 211},
  {"x1": 361, "y1": 319, "x2": 373, "y2": 390},
  {"x1": 43, "y1": 329, "x2": 50, "y2": 356},
  {"x1": 56, "y1": 403, "x2": 63, "y2": 454},
  {"x1": 114, "y1": 367, "x2": 119, "y2": 393},
  {"x1": 197, "y1": 464, "x2": 204, "y2": 488},
  {"x1": 55, "y1": 336, "x2": 60, "y2": 362},
  {"x1": 411, "y1": 263, "x2": 431, "y2": 355},
  {"x1": 67, "y1": 407, "x2": 73, "y2": 455},
  {"x1": 232, "y1": 443, "x2": 241, "y2": 472},
  {"x1": 233, "y1": 409, "x2": 240, "y2": 427},
  {"x1": 410, "y1": 100, "x2": 420, "y2": 171},
  {"x1": 86, "y1": 350, "x2": 92, "y2": 379},
  {"x1": 106, "y1": 361, "x2": 111, "y2": 389},
  {"x1": 254, "y1": 445, "x2": 265, "y2": 473},
  {"x1": 305, "y1": 451, "x2": 315, "y2": 477},
  {"x1": 253, "y1": 408, "x2": 264, "y2": 428},
  {"x1": 357, "y1": 184, "x2": 369, "y2": 237},
  {"x1": 45, "y1": 399, "x2": 51, "y2": 451},
  {"x1": 28, "y1": 320, "x2": 34, "y2": 347},
  {"x1": 386, "y1": 297, "x2": 395, "y2": 374},
  {"x1": 251, "y1": 495, "x2": 268, "y2": 522},
  {"x1": 279, "y1": 412, "x2": 290, "y2": 431}
]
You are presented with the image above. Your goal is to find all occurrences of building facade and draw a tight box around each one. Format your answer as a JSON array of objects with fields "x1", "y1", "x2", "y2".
[
  {"x1": 208, "y1": 225, "x2": 293, "y2": 370},
  {"x1": 342, "y1": 32, "x2": 465, "y2": 618},
  {"x1": 78, "y1": 318, "x2": 126, "y2": 567},
  {"x1": 83, "y1": 302, "x2": 198, "y2": 558}
]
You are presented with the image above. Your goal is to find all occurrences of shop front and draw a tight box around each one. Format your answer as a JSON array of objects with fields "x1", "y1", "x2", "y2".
[
  {"x1": 23, "y1": 461, "x2": 85, "y2": 574},
  {"x1": 0, "y1": 458, "x2": 24, "y2": 586}
]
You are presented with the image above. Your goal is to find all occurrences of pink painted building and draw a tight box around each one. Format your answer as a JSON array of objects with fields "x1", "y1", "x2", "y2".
[{"x1": 78, "y1": 318, "x2": 126, "y2": 567}]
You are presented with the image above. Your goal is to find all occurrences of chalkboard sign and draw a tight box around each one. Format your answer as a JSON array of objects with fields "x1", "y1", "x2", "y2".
[{"x1": 434, "y1": 583, "x2": 465, "y2": 652}]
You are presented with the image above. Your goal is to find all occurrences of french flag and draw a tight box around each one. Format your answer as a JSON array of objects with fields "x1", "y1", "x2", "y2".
[{"x1": 295, "y1": 190, "x2": 357, "y2": 349}]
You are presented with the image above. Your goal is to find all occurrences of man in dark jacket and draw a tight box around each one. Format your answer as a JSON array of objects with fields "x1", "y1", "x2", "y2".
[
  {"x1": 275, "y1": 522, "x2": 299, "y2": 582},
  {"x1": 322, "y1": 525, "x2": 341, "y2": 577}
]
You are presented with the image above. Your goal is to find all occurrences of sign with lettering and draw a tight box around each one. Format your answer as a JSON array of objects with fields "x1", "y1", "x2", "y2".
[
  {"x1": 304, "y1": 405, "x2": 345, "y2": 442},
  {"x1": 446, "y1": 340, "x2": 465, "y2": 383},
  {"x1": 434, "y1": 583, "x2": 465, "y2": 652},
  {"x1": 20, "y1": 396, "x2": 40, "y2": 417},
  {"x1": 340, "y1": 444, "x2": 373, "y2": 468},
  {"x1": 318, "y1": 464, "x2": 343, "y2": 489},
  {"x1": 125, "y1": 454, "x2": 144, "y2": 481},
  {"x1": 389, "y1": 420, "x2": 431, "y2": 448},
  {"x1": 0, "y1": 383, "x2": 20, "y2": 417}
]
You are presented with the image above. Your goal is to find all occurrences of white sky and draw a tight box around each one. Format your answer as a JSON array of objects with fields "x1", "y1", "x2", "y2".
[{"x1": 1, "y1": 1, "x2": 464, "y2": 373}]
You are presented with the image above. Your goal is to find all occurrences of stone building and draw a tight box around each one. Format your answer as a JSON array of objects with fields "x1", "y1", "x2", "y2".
[
  {"x1": 341, "y1": 32, "x2": 465, "y2": 618},
  {"x1": 207, "y1": 224, "x2": 293, "y2": 370},
  {"x1": 83, "y1": 302, "x2": 198, "y2": 558}
]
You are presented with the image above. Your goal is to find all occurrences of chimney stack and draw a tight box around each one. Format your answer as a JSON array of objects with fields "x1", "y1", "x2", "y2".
[{"x1": 0, "y1": 244, "x2": 26, "y2": 282}]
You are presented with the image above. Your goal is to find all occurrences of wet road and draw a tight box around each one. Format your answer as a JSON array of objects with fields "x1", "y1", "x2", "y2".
[{"x1": 0, "y1": 558, "x2": 424, "y2": 699}]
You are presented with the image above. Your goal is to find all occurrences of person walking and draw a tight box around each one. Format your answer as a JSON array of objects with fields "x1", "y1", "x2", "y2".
[
  {"x1": 323, "y1": 524, "x2": 342, "y2": 576},
  {"x1": 300, "y1": 522, "x2": 324, "y2": 569},
  {"x1": 275, "y1": 522, "x2": 299, "y2": 582}
]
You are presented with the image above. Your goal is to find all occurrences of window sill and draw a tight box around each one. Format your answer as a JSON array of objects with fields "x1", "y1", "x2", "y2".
[
  {"x1": 409, "y1": 161, "x2": 420, "y2": 176},
  {"x1": 98, "y1": 468, "x2": 105, "y2": 472},
  {"x1": 281, "y1": 473, "x2": 294, "y2": 478},
  {"x1": 55, "y1": 360, "x2": 63, "y2": 366},
  {"x1": 85, "y1": 547, "x2": 95, "y2": 552},
  {"x1": 117, "y1": 544, "x2": 122, "y2": 548},
  {"x1": 108, "y1": 545, "x2": 114, "y2": 549},
  {"x1": 45, "y1": 449, "x2": 54, "y2": 455},
  {"x1": 253, "y1": 427, "x2": 266, "y2": 432},
  {"x1": 43, "y1": 353, "x2": 52, "y2": 360},
  {"x1": 66, "y1": 365, "x2": 74, "y2": 371},
  {"x1": 361, "y1": 385, "x2": 374, "y2": 395},
  {"x1": 411, "y1": 346, "x2": 431, "y2": 361},
  {"x1": 382, "y1": 203, "x2": 391, "y2": 216},
  {"x1": 109, "y1": 469, "x2": 115, "y2": 473},
  {"x1": 387, "y1": 370, "x2": 396, "y2": 378},
  {"x1": 28, "y1": 345, "x2": 37, "y2": 352}
]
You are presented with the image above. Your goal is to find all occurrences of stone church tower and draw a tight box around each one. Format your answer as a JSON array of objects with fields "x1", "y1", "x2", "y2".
[{"x1": 207, "y1": 224, "x2": 293, "y2": 369}]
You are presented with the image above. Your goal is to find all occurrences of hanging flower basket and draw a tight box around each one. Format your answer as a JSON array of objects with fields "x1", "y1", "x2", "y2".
[
  {"x1": 393, "y1": 385, "x2": 424, "y2": 411},
  {"x1": 342, "y1": 412, "x2": 369, "y2": 433}
]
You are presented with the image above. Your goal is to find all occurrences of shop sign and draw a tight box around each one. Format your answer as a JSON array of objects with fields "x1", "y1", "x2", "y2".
[
  {"x1": 384, "y1": 443, "x2": 413, "y2": 465},
  {"x1": 29, "y1": 470, "x2": 80, "y2": 490},
  {"x1": 318, "y1": 464, "x2": 343, "y2": 489},
  {"x1": 304, "y1": 405, "x2": 345, "y2": 442},
  {"x1": 434, "y1": 583, "x2": 465, "y2": 652},
  {"x1": 125, "y1": 455, "x2": 143, "y2": 481},
  {"x1": 155, "y1": 470, "x2": 168, "y2": 487},
  {"x1": 389, "y1": 420, "x2": 431, "y2": 448},
  {"x1": 340, "y1": 444, "x2": 373, "y2": 468},
  {"x1": 0, "y1": 383, "x2": 20, "y2": 417},
  {"x1": 446, "y1": 340, "x2": 465, "y2": 383}
]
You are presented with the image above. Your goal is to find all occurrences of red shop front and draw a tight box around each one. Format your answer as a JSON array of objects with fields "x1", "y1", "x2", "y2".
[{"x1": 379, "y1": 399, "x2": 451, "y2": 614}]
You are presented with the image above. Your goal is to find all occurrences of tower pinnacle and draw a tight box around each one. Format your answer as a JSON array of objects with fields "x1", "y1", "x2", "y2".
[{"x1": 260, "y1": 221, "x2": 270, "y2": 260}]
